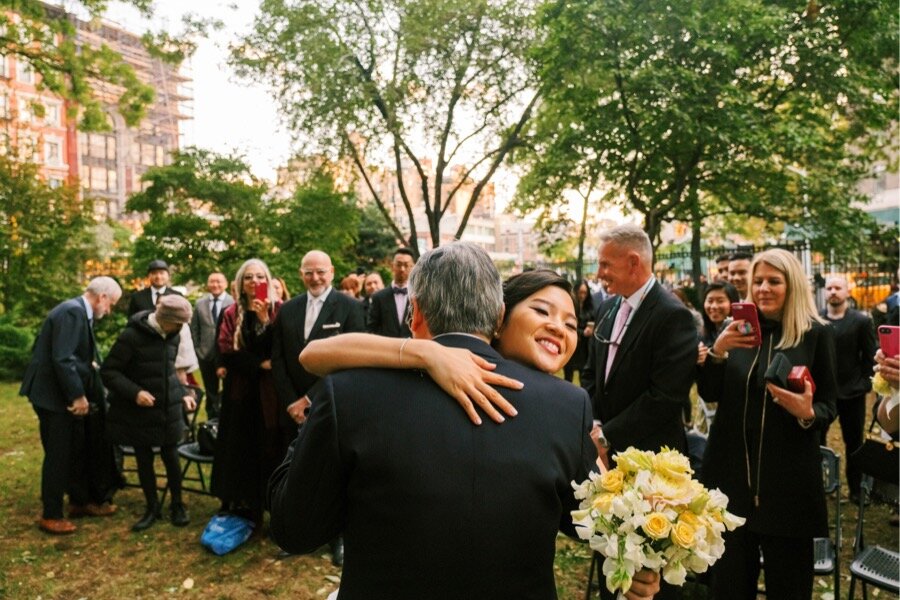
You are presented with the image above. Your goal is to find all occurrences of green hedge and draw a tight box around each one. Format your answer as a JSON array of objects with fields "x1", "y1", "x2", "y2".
[{"x1": 0, "y1": 322, "x2": 33, "y2": 381}]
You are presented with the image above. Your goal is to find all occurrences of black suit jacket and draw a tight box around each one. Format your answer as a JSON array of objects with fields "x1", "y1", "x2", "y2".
[
  {"x1": 366, "y1": 286, "x2": 411, "y2": 338},
  {"x1": 271, "y1": 289, "x2": 366, "y2": 409},
  {"x1": 582, "y1": 282, "x2": 698, "y2": 454},
  {"x1": 20, "y1": 297, "x2": 96, "y2": 412},
  {"x1": 268, "y1": 335, "x2": 595, "y2": 599},
  {"x1": 127, "y1": 286, "x2": 183, "y2": 316}
]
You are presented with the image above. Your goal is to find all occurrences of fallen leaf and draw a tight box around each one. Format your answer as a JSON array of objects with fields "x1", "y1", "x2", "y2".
[
  {"x1": 45, "y1": 571, "x2": 54, "y2": 579},
  {"x1": 183, "y1": 577, "x2": 195, "y2": 590},
  {"x1": 324, "y1": 575, "x2": 341, "y2": 584}
]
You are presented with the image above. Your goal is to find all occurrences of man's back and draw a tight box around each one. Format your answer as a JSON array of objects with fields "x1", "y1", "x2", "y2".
[{"x1": 268, "y1": 335, "x2": 594, "y2": 599}]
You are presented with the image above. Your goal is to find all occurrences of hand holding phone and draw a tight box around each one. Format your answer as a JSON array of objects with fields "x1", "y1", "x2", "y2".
[
  {"x1": 254, "y1": 281, "x2": 269, "y2": 303},
  {"x1": 879, "y1": 325, "x2": 900, "y2": 358},
  {"x1": 730, "y1": 302, "x2": 761, "y2": 346}
]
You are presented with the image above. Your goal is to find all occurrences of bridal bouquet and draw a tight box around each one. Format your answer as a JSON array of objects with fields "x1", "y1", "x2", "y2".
[{"x1": 571, "y1": 447, "x2": 745, "y2": 596}]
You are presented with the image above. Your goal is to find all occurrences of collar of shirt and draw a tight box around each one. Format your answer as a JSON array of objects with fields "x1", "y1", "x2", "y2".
[
  {"x1": 623, "y1": 276, "x2": 655, "y2": 313},
  {"x1": 391, "y1": 282, "x2": 408, "y2": 290},
  {"x1": 309, "y1": 287, "x2": 333, "y2": 304},
  {"x1": 81, "y1": 294, "x2": 94, "y2": 322}
]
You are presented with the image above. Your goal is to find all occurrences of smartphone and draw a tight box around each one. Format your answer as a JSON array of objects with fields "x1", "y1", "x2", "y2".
[
  {"x1": 879, "y1": 325, "x2": 900, "y2": 358},
  {"x1": 730, "y1": 302, "x2": 761, "y2": 346},
  {"x1": 254, "y1": 281, "x2": 269, "y2": 303}
]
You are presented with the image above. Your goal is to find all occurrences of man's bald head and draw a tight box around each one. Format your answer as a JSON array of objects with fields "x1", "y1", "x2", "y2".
[{"x1": 300, "y1": 250, "x2": 335, "y2": 297}]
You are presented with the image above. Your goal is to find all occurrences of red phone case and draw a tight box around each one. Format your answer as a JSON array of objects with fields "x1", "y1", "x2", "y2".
[
  {"x1": 787, "y1": 366, "x2": 815, "y2": 395},
  {"x1": 254, "y1": 281, "x2": 268, "y2": 302},
  {"x1": 879, "y1": 325, "x2": 900, "y2": 358},
  {"x1": 730, "y1": 302, "x2": 761, "y2": 346}
]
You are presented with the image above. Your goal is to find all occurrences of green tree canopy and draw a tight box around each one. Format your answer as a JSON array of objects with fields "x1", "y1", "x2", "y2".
[
  {"x1": 0, "y1": 153, "x2": 96, "y2": 321},
  {"x1": 126, "y1": 147, "x2": 269, "y2": 285},
  {"x1": 525, "y1": 0, "x2": 897, "y2": 257},
  {"x1": 232, "y1": 0, "x2": 538, "y2": 255}
]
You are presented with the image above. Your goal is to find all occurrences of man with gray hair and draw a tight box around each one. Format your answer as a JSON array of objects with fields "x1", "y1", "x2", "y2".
[
  {"x1": 582, "y1": 225, "x2": 697, "y2": 600},
  {"x1": 268, "y1": 243, "x2": 652, "y2": 598},
  {"x1": 21, "y1": 276, "x2": 123, "y2": 535}
]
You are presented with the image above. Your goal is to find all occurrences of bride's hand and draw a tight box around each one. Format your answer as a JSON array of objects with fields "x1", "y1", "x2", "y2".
[{"x1": 421, "y1": 345, "x2": 523, "y2": 426}]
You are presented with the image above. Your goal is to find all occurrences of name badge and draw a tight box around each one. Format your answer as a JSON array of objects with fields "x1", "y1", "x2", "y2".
[{"x1": 322, "y1": 322, "x2": 341, "y2": 330}]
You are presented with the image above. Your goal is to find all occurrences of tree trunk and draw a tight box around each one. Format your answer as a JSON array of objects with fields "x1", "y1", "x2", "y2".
[
  {"x1": 689, "y1": 186, "x2": 702, "y2": 289},
  {"x1": 575, "y1": 191, "x2": 590, "y2": 283}
]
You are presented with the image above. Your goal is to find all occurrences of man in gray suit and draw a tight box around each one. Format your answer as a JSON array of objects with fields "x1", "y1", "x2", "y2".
[
  {"x1": 21, "y1": 276, "x2": 122, "y2": 534},
  {"x1": 189, "y1": 272, "x2": 234, "y2": 419}
]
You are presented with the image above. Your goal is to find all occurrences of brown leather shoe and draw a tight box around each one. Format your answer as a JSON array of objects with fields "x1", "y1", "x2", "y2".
[
  {"x1": 69, "y1": 502, "x2": 117, "y2": 518},
  {"x1": 38, "y1": 518, "x2": 77, "y2": 535}
]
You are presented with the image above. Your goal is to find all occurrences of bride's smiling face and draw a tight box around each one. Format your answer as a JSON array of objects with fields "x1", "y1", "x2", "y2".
[{"x1": 496, "y1": 285, "x2": 578, "y2": 374}]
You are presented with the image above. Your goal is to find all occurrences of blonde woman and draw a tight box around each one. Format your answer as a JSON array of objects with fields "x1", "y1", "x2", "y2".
[
  {"x1": 211, "y1": 259, "x2": 283, "y2": 528},
  {"x1": 698, "y1": 249, "x2": 837, "y2": 600}
]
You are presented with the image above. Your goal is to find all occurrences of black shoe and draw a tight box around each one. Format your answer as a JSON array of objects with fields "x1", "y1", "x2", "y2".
[
  {"x1": 132, "y1": 505, "x2": 160, "y2": 532},
  {"x1": 170, "y1": 503, "x2": 189, "y2": 527},
  {"x1": 330, "y1": 537, "x2": 344, "y2": 567}
]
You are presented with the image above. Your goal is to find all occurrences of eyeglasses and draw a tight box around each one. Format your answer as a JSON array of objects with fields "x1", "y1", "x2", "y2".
[
  {"x1": 405, "y1": 305, "x2": 414, "y2": 330},
  {"x1": 242, "y1": 273, "x2": 267, "y2": 281},
  {"x1": 302, "y1": 269, "x2": 330, "y2": 278},
  {"x1": 592, "y1": 285, "x2": 650, "y2": 345}
]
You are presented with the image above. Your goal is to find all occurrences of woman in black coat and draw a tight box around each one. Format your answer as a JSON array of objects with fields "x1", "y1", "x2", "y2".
[
  {"x1": 698, "y1": 249, "x2": 837, "y2": 600},
  {"x1": 102, "y1": 295, "x2": 196, "y2": 531},
  {"x1": 563, "y1": 280, "x2": 594, "y2": 382}
]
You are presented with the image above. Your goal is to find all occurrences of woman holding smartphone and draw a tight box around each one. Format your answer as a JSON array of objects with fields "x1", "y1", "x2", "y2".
[
  {"x1": 211, "y1": 258, "x2": 283, "y2": 529},
  {"x1": 698, "y1": 249, "x2": 837, "y2": 600}
]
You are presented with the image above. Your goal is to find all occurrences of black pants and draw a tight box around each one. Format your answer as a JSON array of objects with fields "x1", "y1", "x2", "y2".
[
  {"x1": 820, "y1": 394, "x2": 865, "y2": 495},
  {"x1": 35, "y1": 406, "x2": 89, "y2": 519},
  {"x1": 709, "y1": 527, "x2": 813, "y2": 600},
  {"x1": 198, "y1": 358, "x2": 221, "y2": 420},
  {"x1": 133, "y1": 444, "x2": 182, "y2": 508}
]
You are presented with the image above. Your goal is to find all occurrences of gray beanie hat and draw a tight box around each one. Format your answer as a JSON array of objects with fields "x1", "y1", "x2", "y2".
[{"x1": 155, "y1": 294, "x2": 192, "y2": 325}]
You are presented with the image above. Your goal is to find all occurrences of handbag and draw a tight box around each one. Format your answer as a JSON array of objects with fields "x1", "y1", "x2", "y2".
[
  {"x1": 197, "y1": 419, "x2": 218, "y2": 456},
  {"x1": 200, "y1": 513, "x2": 254, "y2": 555},
  {"x1": 849, "y1": 417, "x2": 899, "y2": 485}
]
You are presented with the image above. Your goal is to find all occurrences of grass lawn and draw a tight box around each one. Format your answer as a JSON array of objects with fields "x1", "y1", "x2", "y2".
[{"x1": 0, "y1": 380, "x2": 895, "y2": 599}]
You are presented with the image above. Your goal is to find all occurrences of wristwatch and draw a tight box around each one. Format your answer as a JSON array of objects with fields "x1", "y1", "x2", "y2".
[{"x1": 597, "y1": 428, "x2": 611, "y2": 449}]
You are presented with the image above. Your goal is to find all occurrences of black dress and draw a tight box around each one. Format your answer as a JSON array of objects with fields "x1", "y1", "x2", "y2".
[{"x1": 211, "y1": 302, "x2": 283, "y2": 515}]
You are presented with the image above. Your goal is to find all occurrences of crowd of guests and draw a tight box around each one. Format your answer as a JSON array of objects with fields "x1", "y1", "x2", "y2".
[{"x1": 18, "y1": 227, "x2": 900, "y2": 600}]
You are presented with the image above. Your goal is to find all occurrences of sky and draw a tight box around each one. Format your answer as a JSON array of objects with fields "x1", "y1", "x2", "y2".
[{"x1": 101, "y1": 0, "x2": 293, "y2": 182}]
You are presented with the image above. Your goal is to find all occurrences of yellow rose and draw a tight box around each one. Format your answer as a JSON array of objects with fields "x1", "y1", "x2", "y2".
[
  {"x1": 872, "y1": 373, "x2": 893, "y2": 397},
  {"x1": 599, "y1": 469, "x2": 625, "y2": 493},
  {"x1": 678, "y1": 511, "x2": 701, "y2": 528},
  {"x1": 671, "y1": 521, "x2": 696, "y2": 548},
  {"x1": 652, "y1": 448, "x2": 693, "y2": 482},
  {"x1": 591, "y1": 492, "x2": 615, "y2": 514},
  {"x1": 642, "y1": 512, "x2": 672, "y2": 540}
]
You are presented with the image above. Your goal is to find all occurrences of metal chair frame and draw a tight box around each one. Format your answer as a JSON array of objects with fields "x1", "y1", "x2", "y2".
[{"x1": 847, "y1": 474, "x2": 900, "y2": 599}]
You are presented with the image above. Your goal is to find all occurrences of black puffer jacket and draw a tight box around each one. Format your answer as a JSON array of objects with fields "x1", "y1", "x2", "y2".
[{"x1": 102, "y1": 311, "x2": 187, "y2": 447}]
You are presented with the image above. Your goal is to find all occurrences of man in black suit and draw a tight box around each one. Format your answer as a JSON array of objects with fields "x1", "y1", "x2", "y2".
[
  {"x1": 268, "y1": 243, "x2": 661, "y2": 599},
  {"x1": 366, "y1": 247, "x2": 415, "y2": 337},
  {"x1": 190, "y1": 271, "x2": 234, "y2": 419},
  {"x1": 20, "y1": 277, "x2": 122, "y2": 534},
  {"x1": 272, "y1": 250, "x2": 366, "y2": 439},
  {"x1": 582, "y1": 225, "x2": 697, "y2": 600},
  {"x1": 127, "y1": 259, "x2": 183, "y2": 316},
  {"x1": 583, "y1": 224, "x2": 698, "y2": 462}
]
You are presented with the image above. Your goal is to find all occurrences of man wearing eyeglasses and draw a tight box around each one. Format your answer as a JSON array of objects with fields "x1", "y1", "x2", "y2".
[
  {"x1": 582, "y1": 225, "x2": 698, "y2": 466},
  {"x1": 272, "y1": 250, "x2": 366, "y2": 439},
  {"x1": 367, "y1": 248, "x2": 416, "y2": 338}
]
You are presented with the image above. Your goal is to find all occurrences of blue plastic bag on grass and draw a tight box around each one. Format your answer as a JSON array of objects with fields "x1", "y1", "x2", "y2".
[{"x1": 200, "y1": 513, "x2": 254, "y2": 555}]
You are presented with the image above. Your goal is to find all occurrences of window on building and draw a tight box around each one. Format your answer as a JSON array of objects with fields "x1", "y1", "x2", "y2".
[
  {"x1": 80, "y1": 165, "x2": 90, "y2": 189},
  {"x1": 107, "y1": 169, "x2": 117, "y2": 192},
  {"x1": 155, "y1": 145, "x2": 165, "y2": 166},
  {"x1": 106, "y1": 135, "x2": 116, "y2": 160},
  {"x1": 90, "y1": 167, "x2": 107, "y2": 191},
  {"x1": 44, "y1": 102, "x2": 60, "y2": 126},
  {"x1": 89, "y1": 134, "x2": 107, "y2": 159},
  {"x1": 0, "y1": 55, "x2": 7, "y2": 78},
  {"x1": 18, "y1": 98, "x2": 33, "y2": 122},
  {"x1": 130, "y1": 141, "x2": 140, "y2": 163},
  {"x1": 48, "y1": 177, "x2": 63, "y2": 189},
  {"x1": 45, "y1": 138, "x2": 61, "y2": 166},
  {"x1": 141, "y1": 144, "x2": 156, "y2": 166},
  {"x1": 16, "y1": 59, "x2": 34, "y2": 84},
  {"x1": 0, "y1": 95, "x2": 8, "y2": 118}
]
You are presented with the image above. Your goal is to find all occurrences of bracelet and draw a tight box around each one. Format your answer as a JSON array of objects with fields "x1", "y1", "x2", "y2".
[
  {"x1": 707, "y1": 349, "x2": 729, "y2": 363},
  {"x1": 398, "y1": 338, "x2": 411, "y2": 366},
  {"x1": 797, "y1": 416, "x2": 815, "y2": 429}
]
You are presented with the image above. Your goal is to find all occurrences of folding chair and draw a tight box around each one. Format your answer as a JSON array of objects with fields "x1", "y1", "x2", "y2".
[
  {"x1": 120, "y1": 384, "x2": 204, "y2": 503},
  {"x1": 848, "y1": 474, "x2": 900, "y2": 599},
  {"x1": 758, "y1": 446, "x2": 840, "y2": 596}
]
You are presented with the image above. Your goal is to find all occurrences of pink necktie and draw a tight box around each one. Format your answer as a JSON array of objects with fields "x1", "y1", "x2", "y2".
[{"x1": 605, "y1": 301, "x2": 633, "y2": 381}]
